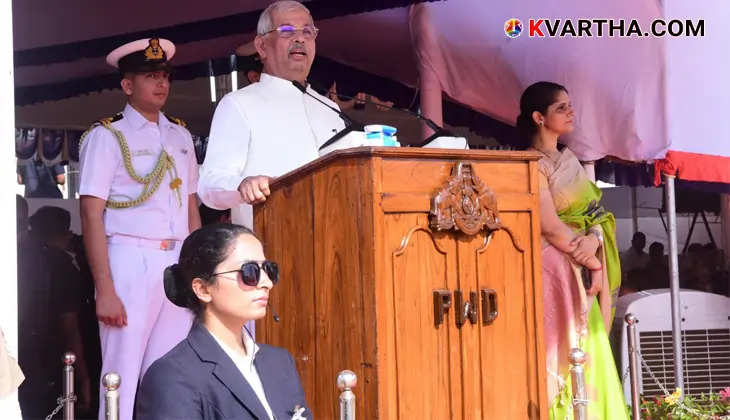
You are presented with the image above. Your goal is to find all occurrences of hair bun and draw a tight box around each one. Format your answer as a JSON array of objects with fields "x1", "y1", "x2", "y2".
[
  {"x1": 513, "y1": 113, "x2": 534, "y2": 150},
  {"x1": 515, "y1": 113, "x2": 530, "y2": 131},
  {"x1": 163, "y1": 264, "x2": 188, "y2": 308}
]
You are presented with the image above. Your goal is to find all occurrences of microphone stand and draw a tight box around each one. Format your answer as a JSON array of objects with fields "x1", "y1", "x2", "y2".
[
  {"x1": 324, "y1": 90, "x2": 455, "y2": 147},
  {"x1": 318, "y1": 125, "x2": 358, "y2": 151},
  {"x1": 291, "y1": 80, "x2": 365, "y2": 151}
]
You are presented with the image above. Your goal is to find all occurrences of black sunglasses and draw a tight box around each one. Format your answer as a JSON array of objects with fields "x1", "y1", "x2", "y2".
[{"x1": 212, "y1": 261, "x2": 279, "y2": 287}]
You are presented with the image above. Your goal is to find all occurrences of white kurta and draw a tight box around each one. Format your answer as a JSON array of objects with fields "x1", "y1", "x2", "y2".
[{"x1": 198, "y1": 73, "x2": 346, "y2": 228}]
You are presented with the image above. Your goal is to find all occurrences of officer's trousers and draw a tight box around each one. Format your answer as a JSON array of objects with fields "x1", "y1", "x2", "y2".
[{"x1": 97, "y1": 239, "x2": 192, "y2": 420}]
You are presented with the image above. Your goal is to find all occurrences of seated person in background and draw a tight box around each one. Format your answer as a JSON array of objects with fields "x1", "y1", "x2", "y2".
[
  {"x1": 17, "y1": 156, "x2": 65, "y2": 198},
  {"x1": 643, "y1": 241, "x2": 669, "y2": 290},
  {"x1": 679, "y1": 242, "x2": 702, "y2": 287},
  {"x1": 199, "y1": 203, "x2": 232, "y2": 226},
  {"x1": 18, "y1": 206, "x2": 92, "y2": 417},
  {"x1": 687, "y1": 260, "x2": 714, "y2": 293},
  {"x1": 619, "y1": 232, "x2": 649, "y2": 282},
  {"x1": 681, "y1": 242, "x2": 711, "y2": 290},
  {"x1": 619, "y1": 269, "x2": 642, "y2": 296},
  {"x1": 704, "y1": 245, "x2": 730, "y2": 296},
  {"x1": 136, "y1": 224, "x2": 311, "y2": 419},
  {"x1": 243, "y1": 53, "x2": 263, "y2": 85},
  {"x1": 713, "y1": 267, "x2": 729, "y2": 296}
]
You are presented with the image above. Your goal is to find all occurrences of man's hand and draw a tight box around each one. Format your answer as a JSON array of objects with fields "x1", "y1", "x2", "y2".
[
  {"x1": 239, "y1": 175, "x2": 271, "y2": 204},
  {"x1": 328, "y1": 82, "x2": 352, "y2": 110},
  {"x1": 368, "y1": 94, "x2": 394, "y2": 112},
  {"x1": 96, "y1": 291, "x2": 127, "y2": 327},
  {"x1": 328, "y1": 81, "x2": 393, "y2": 112}
]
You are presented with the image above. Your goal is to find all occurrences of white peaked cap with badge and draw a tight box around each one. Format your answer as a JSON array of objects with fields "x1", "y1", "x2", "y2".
[{"x1": 106, "y1": 38, "x2": 176, "y2": 72}]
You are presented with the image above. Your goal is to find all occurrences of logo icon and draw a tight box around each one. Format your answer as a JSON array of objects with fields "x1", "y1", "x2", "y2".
[{"x1": 504, "y1": 18, "x2": 523, "y2": 38}]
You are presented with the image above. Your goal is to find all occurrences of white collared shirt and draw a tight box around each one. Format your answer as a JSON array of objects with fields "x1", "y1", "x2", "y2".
[
  {"x1": 207, "y1": 328, "x2": 274, "y2": 420},
  {"x1": 79, "y1": 103, "x2": 198, "y2": 240},
  {"x1": 198, "y1": 73, "x2": 346, "y2": 228}
]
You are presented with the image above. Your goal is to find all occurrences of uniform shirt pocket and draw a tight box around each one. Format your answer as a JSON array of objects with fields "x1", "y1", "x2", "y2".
[{"x1": 130, "y1": 148, "x2": 160, "y2": 175}]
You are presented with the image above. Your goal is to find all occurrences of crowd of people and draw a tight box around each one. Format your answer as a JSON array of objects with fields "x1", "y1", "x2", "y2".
[
  {"x1": 16, "y1": 198, "x2": 99, "y2": 418},
  {"x1": 620, "y1": 231, "x2": 729, "y2": 296},
  {"x1": 5, "y1": 1, "x2": 729, "y2": 419}
]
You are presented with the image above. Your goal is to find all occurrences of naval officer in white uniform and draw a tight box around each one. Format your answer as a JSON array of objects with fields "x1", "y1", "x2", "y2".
[{"x1": 78, "y1": 37, "x2": 201, "y2": 420}]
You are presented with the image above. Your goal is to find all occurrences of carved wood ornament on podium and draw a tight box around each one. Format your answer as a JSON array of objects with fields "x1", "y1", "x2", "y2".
[{"x1": 429, "y1": 161, "x2": 522, "y2": 250}]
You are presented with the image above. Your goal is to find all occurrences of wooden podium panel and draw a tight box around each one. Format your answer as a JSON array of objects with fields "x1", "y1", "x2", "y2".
[{"x1": 255, "y1": 148, "x2": 547, "y2": 419}]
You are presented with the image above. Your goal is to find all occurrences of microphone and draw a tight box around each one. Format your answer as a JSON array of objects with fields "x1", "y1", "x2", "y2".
[
  {"x1": 267, "y1": 299, "x2": 280, "y2": 323},
  {"x1": 291, "y1": 80, "x2": 364, "y2": 151},
  {"x1": 323, "y1": 90, "x2": 455, "y2": 147},
  {"x1": 292, "y1": 80, "x2": 355, "y2": 126}
]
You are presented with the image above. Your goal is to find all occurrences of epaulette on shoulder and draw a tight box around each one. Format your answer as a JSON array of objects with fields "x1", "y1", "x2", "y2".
[
  {"x1": 96, "y1": 113, "x2": 123, "y2": 127},
  {"x1": 88, "y1": 113, "x2": 123, "y2": 130},
  {"x1": 80, "y1": 113, "x2": 123, "y2": 142},
  {"x1": 165, "y1": 113, "x2": 187, "y2": 128}
]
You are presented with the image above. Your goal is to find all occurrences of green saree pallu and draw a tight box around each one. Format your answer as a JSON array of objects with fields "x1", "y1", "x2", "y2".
[{"x1": 558, "y1": 180, "x2": 622, "y2": 324}]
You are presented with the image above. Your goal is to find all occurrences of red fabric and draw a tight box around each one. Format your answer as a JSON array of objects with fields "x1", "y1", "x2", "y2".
[{"x1": 654, "y1": 150, "x2": 730, "y2": 186}]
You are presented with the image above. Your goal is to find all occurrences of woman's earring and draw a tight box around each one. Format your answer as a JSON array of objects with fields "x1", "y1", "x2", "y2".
[{"x1": 539, "y1": 120, "x2": 544, "y2": 126}]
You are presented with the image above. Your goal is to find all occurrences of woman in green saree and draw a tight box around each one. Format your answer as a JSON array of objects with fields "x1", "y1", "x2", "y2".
[{"x1": 517, "y1": 82, "x2": 628, "y2": 419}]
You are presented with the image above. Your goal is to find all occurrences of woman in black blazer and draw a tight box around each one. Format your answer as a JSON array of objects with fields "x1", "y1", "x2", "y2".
[{"x1": 136, "y1": 224, "x2": 311, "y2": 419}]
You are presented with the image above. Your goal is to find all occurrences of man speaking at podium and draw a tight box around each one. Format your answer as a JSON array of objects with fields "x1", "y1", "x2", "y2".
[{"x1": 199, "y1": 0, "x2": 345, "y2": 228}]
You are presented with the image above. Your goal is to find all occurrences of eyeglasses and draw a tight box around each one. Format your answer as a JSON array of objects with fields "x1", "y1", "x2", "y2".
[
  {"x1": 212, "y1": 261, "x2": 279, "y2": 287},
  {"x1": 263, "y1": 24, "x2": 319, "y2": 40}
]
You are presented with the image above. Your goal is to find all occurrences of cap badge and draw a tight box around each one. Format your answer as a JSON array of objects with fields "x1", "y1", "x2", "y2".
[{"x1": 144, "y1": 38, "x2": 164, "y2": 61}]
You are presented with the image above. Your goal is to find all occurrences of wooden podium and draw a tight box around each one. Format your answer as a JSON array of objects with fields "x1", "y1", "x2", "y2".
[{"x1": 254, "y1": 147, "x2": 547, "y2": 419}]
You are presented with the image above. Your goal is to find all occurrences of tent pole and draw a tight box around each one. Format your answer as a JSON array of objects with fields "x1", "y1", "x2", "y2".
[
  {"x1": 663, "y1": 173, "x2": 684, "y2": 397},
  {"x1": 631, "y1": 187, "x2": 639, "y2": 235},
  {"x1": 417, "y1": 64, "x2": 443, "y2": 141},
  {"x1": 208, "y1": 60, "x2": 216, "y2": 103},
  {"x1": 721, "y1": 194, "x2": 730, "y2": 289},
  {"x1": 230, "y1": 54, "x2": 238, "y2": 93}
]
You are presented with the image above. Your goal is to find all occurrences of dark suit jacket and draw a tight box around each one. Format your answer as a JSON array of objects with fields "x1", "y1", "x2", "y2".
[{"x1": 136, "y1": 322, "x2": 311, "y2": 419}]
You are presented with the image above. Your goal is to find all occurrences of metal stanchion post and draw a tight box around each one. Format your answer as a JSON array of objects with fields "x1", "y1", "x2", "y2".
[
  {"x1": 63, "y1": 352, "x2": 76, "y2": 420},
  {"x1": 569, "y1": 348, "x2": 587, "y2": 420},
  {"x1": 102, "y1": 372, "x2": 121, "y2": 420},
  {"x1": 664, "y1": 174, "x2": 684, "y2": 396},
  {"x1": 626, "y1": 313, "x2": 642, "y2": 419},
  {"x1": 337, "y1": 370, "x2": 357, "y2": 420}
]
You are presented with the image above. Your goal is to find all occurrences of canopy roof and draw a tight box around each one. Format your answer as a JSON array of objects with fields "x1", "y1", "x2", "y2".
[{"x1": 12, "y1": 1, "x2": 730, "y2": 184}]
